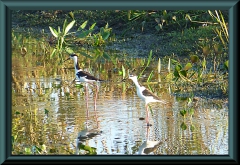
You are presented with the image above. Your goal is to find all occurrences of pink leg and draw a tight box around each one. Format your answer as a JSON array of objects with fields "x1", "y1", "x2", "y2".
[
  {"x1": 145, "y1": 104, "x2": 152, "y2": 126},
  {"x1": 85, "y1": 83, "x2": 89, "y2": 117},
  {"x1": 145, "y1": 104, "x2": 149, "y2": 126},
  {"x1": 88, "y1": 82, "x2": 98, "y2": 111},
  {"x1": 94, "y1": 83, "x2": 99, "y2": 111},
  {"x1": 146, "y1": 126, "x2": 150, "y2": 140}
]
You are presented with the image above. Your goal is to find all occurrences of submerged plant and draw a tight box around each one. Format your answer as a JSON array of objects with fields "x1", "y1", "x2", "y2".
[{"x1": 171, "y1": 58, "x2": 194, "y2": 82}]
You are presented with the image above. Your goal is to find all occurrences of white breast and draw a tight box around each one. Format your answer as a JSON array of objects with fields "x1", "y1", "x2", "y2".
[{"x1": 136, "y1": 86, "x2": 147, "y2": 101}]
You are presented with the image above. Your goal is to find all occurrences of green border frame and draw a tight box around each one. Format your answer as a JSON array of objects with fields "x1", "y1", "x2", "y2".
[{"x1": 0, "y1": 0, "x2": 238, "y2": 164}]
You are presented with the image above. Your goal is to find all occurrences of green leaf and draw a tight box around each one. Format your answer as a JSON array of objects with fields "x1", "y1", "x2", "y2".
[
  {"x1": 75, "y1": 84, "x2": 84, "y2": 89},
  {"x1": 78, "y1": 29, "x2": 93, "y2": 38},
  {"x1": 41, "y1": 144, "x2": 47, "y2": 151},
  {"x1": 35, "y1": 146, "x2": 42, "y2": 153},
  {"x1": 175, "y1": 64, "x2": 182, "y2": 71},
  {"x1": 89, "y1": 23, "x2": 96, "y2": 30},
  {"x1": 105, "y1": 22, "x2": 109, "y2": 29},
  {"x1": 49, "y1": 26, "x2": 58, "y2": 38},
  {"x1": 68, "y1": 11, "x2": 74, "y2": 19},
  {"x1": 183, "y1": 63, "x2": 192, "y2": 71},
  {"x1": 185, "y1": 14, "x2": 192, "y2": 21},
  {"x1": 15, "y1": 111, "x2": 20, "y2": 115},
  {"x1": 173, "y1": 70, "x2": 180, "y2": 78},
  {"x1": 25, "y1": 147, "x2": 31, "y2": 154},
  {"x1": 62, "y1": 19, "x2": 68, "y2": 34},
  {"x1": 224, "y1": 60, "x2": 228, "y2": 70},
  {"x1": 163, "y1": 10, "x2": 167, "y2": 16},
  {"x1": 44, "y1": 109, "x2": 49, "y2": 115},
  {"x1": 190, "y1": 55, "x2": 199, "y2": 63},
  {"x1": 190, "y1": 124, "x2": 195, "y2": 131},
  {"x1": 189, "y1": 108, "x2": 194, "y2": 115},
  {"x1": 171, "y1": 59, "x2": 180, "y2": 65},
  {"x1": 100, "y1": 27, "x2": 111, "y2": 40},
  {"x1": 118, "y1": 71, "x2": 123, "y2": 75},
  {"x1": 79, "y1": 143, "x2": 96, "y2": 153},
  {"x1": 102, "y1": 52, "x2": 111, "y2": 60},
  {"x1": 179, "y1": 70, "x2": 187, "y2": 77},
  {"x1": 78, "y1": 20, "x2": 88, "y2": 30},
  {"x1": 64, "y1": 20, "x2": 75, "y2": 35},
  {"x1": 180, "y1": 122, "x2": 187, "y2": 130},
  {"x1": 180, "y1": 109, "x2": 187, "y2": 116}
]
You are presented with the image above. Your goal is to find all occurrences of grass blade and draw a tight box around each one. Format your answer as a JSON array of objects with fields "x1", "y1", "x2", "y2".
[
  {"x1": 158, "y1": 58, "x2": 161, "y2": 74},
  {"x1": 146, "y1": 50, "x2": 153, "y2": 66},
  {"x1": 147, "y1": 70, "x2": 154, "y2": 82}
]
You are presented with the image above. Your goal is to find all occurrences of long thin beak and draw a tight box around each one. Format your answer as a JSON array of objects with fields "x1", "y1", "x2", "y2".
[
  {"x1": 121, "y1": 78, "x2": 127, "y2": 82},
  {"x1": 121, "y1": 77, "x2": 130, "y2": 82},
  {"x1": 64, "y1": 57, "x2": 70, "y2": 62}
]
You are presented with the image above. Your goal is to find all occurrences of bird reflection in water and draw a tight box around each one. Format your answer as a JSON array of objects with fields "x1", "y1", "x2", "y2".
[{"x1": 137, "y1": 126, "x2": 164, "y2": 155}]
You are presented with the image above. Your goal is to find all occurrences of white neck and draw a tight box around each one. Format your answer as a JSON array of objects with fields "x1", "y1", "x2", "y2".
[
  {"x1": 131, "y1": 77, "x2": 141, "y2": 88},
  {"x1": 72, "y1": 56, "x2": 81, "y2": 73}
]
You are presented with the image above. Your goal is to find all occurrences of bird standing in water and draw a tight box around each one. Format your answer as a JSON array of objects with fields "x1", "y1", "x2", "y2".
[
  {"x1": 65, "y1": 53, "x2": 103, "y2": 110},
  {"x1": 128, "y1": 74, "x2": 169, "y2": 126}
]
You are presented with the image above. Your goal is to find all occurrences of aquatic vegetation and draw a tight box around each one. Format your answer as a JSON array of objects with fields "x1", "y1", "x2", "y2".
[
  {"x1": 11, "y1": 10, "x2": 229, "y2": 155},
  {"x1": 49, "y1": 19, "x2": 76, "y2": 61}
]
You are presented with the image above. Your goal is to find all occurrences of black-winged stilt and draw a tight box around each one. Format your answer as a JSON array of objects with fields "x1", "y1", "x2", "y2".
[
  {"x1": 65, "y1": 53, "x2": 103, "y2": 110},
  {"x1": 128, "y1": 74, "x2": 169, "y2": 126}
]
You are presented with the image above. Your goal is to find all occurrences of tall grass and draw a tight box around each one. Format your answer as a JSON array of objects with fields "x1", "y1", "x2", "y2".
[{"x1": 208, "y1": 10, "x2": 229, "y2": 48}]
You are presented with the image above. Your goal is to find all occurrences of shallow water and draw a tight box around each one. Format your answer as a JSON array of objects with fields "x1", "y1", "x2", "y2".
[{"x1": 12, "y1": 64, "x2": 228, "y2": 155}]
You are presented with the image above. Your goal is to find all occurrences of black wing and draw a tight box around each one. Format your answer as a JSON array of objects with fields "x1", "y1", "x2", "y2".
[
  {"x1": 76, "y1": 71, "x2": 103, "y2": 81},
  {"x1": 142, "y1": 88, "x2": 161, "y2": 100}
]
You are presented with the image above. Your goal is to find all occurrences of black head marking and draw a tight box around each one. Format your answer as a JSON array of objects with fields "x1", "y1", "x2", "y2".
[{"x1": 70, "y1": 53, "x2": 78, "y2": 57}]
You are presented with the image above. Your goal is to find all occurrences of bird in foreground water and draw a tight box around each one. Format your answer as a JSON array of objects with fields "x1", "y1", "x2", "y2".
[
  {"x1": 128, "y1": 74, "x2": 170, "y2": 126},
  {"x1": 65, "y1": 53, "x2": 104, "y2": 110}
]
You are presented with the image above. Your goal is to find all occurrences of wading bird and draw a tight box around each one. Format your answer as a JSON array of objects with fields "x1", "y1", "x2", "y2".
[
  {"x1": 65, "y1": 53, "x2": 104, "y2": 110},
  {"x1": 128, "y1": 74, "x2": 169, "y2": 126}
]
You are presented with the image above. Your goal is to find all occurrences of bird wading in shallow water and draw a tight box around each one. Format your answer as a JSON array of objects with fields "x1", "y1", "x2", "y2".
[
  {"x1": 128, "y1": 74, "x2": 169, "y2": 126},
  {"x1": 65, "y1": 53, "x2": 104, "y2": 110}
]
